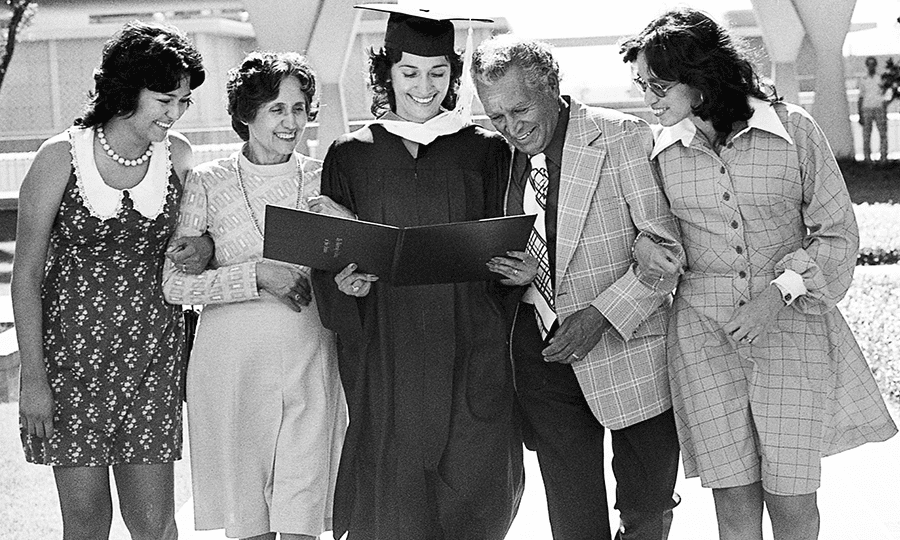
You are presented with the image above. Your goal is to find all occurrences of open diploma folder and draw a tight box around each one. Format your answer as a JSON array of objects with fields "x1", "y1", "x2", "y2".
[{"x1": 263, "y1": 206, "x2": 536, "y2": 286}]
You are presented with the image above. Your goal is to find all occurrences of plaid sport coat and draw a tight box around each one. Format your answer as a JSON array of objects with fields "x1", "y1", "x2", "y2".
[{"x1": 519, "y1": 98, "x2": 683, "y2": 430}]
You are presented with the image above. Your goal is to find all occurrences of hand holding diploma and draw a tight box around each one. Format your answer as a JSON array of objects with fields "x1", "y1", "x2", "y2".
[
  {"x1": 335, "y1": 262, "x2": 379, "y2": 297},
  {"x1": 308, "y1": 192, "x2": 357, "y2": 220},
  {"x1": 486, "y1": 250, "x2": 538, "y2": 286}
]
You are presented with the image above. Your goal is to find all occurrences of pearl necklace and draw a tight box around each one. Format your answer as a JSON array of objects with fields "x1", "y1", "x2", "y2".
[
  {"x1": 235, "y1": 153, "x2": 305, "y2": 238},
  {"x1": 96, "y1": 125, "x2": 153, "y2": 167}
]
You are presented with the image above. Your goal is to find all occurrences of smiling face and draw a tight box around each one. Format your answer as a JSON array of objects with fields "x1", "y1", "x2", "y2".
[
  {"x1": 633, "y1": 51, "x2": 701, "y2": 128},
  {"x1": 123, "y1": 77, "x2": 193, "y2": 143},
  {"x1": 389, "y1": 52, "x2": 451, "y2": 123},
  {"x1": 475, "y1": 66, "x2": 559, "y2": 156},
  {"x1": 245, "y1": 76, "x2": 309, "y2": 165}
]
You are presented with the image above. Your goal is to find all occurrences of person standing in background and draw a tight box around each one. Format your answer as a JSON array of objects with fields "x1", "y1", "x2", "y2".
[{"x1": 858, "y1": 56, "x2": 890, "y2": 163}]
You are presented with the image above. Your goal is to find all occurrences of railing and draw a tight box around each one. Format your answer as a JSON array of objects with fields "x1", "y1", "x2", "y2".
[{"x1": 0, "y1": 143, "x2": 244, "y2": 193}]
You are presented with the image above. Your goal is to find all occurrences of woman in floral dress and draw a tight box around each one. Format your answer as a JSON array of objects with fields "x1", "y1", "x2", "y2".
[
  {"x1": 162, "y1": 51, "x2": 347, "y2": 540},
  {"x1": 13, "y1": 22, "x2": 205, "y2": 539}
]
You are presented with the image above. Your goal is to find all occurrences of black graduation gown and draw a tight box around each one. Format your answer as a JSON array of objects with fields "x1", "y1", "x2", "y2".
[{"x1": 312, "y1": 124, "x2": 524, "y2": 540}]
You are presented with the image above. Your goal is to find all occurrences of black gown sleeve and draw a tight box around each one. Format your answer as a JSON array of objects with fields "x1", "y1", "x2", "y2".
[
  {"x1": 482, "y1": 135, "x2": 525, "y2": 326},
  {"x1": 311, "y1": 140, "x2": 365, "y2": 343},
  {"x1": 484, "y1": 134, "x2": 511, "y2": 219}
]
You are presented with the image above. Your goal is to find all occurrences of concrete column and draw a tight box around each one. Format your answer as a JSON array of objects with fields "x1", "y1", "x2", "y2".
[
  {"x1": 305, "y1": 0, "x2": 360, "y2": 154},
  {"x1": 772, "y1": 61, "x2": 800, "y2": 104},
  {"x1": 240, "y1": 0, "x2": 360, "y2": 155},
  {"x1": 241, "y1": 0, "x2": 321, "y2": 52},
  {"x1": 791, "y1": 0, "x2": 857, "y2": 159},
  {"x1": 749, "y1": 0, "x2": 805, "y2": 104}
]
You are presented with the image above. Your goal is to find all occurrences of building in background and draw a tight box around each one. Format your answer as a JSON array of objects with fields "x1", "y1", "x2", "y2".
[
  {"x1": 0, "y1": 0, "x2": 505, "y2": 154},
  {"x1": 0, "y1": 1, "x2": 895, "y2": 161}
]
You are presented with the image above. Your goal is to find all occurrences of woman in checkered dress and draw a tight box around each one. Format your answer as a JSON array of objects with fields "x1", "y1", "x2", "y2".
[{"x1": 622, "y1": 8, "x2": 897, "y2": 540}]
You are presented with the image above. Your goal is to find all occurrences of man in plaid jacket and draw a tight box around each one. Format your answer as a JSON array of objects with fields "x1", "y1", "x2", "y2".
[{"x1": 474, "y1": 35, "x2": 684, "y2": 540}]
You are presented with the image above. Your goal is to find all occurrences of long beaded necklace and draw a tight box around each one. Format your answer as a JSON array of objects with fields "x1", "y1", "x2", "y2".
[
  {"x1": 235, "y1": 153, "x2": 305, "y2": 238},
  {"x1": 96, "y1": 125, "x2": 153, "y2": 167}
]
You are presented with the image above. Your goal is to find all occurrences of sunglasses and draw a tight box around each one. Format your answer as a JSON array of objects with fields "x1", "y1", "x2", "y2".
[{"x1": 632, "y1": 75, "x2": 680, "y2": 98}]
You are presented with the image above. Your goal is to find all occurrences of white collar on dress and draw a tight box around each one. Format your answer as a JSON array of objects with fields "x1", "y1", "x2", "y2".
[
  {"x1": 650, "y1": 97, "x2": 793, "y2": 159},
  {"x1": 69, "y1": 126, "x2": 171, "y2": 221}
]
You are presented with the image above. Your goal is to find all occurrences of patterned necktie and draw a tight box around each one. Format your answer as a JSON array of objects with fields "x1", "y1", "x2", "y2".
[{"x1": 522, "y1": 153, "x2": 556, "y2": 338}]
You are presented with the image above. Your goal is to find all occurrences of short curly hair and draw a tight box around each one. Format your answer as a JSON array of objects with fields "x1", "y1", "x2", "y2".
[
  {"x1": 78, "y1": 21, "x2": 205, "y2": 128},
  {"x1": 471, "y1": 34, "x2": 560, "y2": 95},
  {"x1": 619, "y1": 7, "x2": 777, "y2": 136},
  {"x1": 368, "y1": 46, "x2": 463, "y2": 118},
  {"x1": 226, "y1": 51, "x2": 319, "y2": 141}
]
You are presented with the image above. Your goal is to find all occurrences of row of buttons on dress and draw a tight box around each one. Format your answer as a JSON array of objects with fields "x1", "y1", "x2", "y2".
[{"x1": 719, "y1": 162, "x2": 750, "y2": 307}]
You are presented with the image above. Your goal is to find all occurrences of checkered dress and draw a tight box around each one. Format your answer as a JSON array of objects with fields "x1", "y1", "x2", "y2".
[{"x1": 653, "y1": 101, "x2": 897, "y2": 495}]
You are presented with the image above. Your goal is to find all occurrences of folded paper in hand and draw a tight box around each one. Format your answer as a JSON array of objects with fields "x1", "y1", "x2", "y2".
[{"x1": 263, "y1": 206, "x2": 536, "y2": 286}]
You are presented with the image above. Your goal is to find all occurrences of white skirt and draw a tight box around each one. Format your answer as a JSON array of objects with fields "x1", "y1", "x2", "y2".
[{"x1": 186, "y1": 292, "x2": 346, "y2": 538}]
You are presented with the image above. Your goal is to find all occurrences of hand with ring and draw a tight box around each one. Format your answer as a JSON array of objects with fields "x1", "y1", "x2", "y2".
[
  {"x1": 542, "y1": 306, "x2": 611, "y2": 364},
  {"x1": 256, "y1": 261, "x2": 311, "y2": 312},
  {"x1": 632, "y1": 234, "x2": 683, "y2": 289},
  {"x1": 487, "y1": 250, "x2": 538, "y2": 287},
  {"x1": 336, "y1": 263, "x2": 378, "y2": 297},
  {"x1": 166, "y1": 235, "x2": 214, "y2": 274},
  {"x1": 723, "y1": 284, "x2": 785, "y2": 345}
]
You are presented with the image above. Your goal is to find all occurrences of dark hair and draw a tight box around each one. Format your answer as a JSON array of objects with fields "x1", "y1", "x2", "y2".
[
  {"x1": 77, "y1": 21, "x2": 205, "y2": 127},
  {"x1": 226, "y1": 51, "x2": 319, "y2": 141},
  {"x1": 367, "y1": 46, "x2": 463, "y2": 118},
  {"x1": 619, "y1": 7, "x2": 777, "y2": 136},
  {"x1": 471, "y1": 34, "x2": 560, "y2": 95}
]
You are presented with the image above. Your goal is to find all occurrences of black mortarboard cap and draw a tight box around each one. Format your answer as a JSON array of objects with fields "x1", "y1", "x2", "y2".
[{"x1": 355, "y1": 4, "x2": 493, "y2": 57}]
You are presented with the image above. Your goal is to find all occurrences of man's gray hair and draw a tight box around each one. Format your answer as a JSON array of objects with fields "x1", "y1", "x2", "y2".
[{"x1": 471, "y1": 34, "x2": 560, "y2": 92}]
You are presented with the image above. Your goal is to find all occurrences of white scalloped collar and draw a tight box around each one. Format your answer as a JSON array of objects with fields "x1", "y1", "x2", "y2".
[{"x1": 69, "y1": 126, "x2": 171, "y2": 221}]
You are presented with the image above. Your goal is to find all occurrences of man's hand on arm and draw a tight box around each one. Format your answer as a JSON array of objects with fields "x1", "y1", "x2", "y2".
[{"x1": 542, "y1": 305, "x2": 611, "y2": 364}]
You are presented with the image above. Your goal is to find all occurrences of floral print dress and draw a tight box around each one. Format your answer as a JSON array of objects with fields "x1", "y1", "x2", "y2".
[{"x1": 20, "y1": 126, "x2": 186, "y2": 466}]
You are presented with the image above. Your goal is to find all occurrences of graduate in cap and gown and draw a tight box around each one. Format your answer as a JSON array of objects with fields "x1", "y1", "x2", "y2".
[{"x1": 311, "y1": 4, "x2": 524, "y2": 539}]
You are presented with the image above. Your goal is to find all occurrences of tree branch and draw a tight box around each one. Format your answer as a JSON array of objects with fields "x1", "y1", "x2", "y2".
[{"x1": 0, "y1": 0, "x2": 34, "y2": 91}]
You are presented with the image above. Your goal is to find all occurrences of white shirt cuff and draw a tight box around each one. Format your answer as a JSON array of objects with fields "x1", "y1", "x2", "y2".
[{"x1": 771, "y1": 270, "x2": 807, "y2": 306}]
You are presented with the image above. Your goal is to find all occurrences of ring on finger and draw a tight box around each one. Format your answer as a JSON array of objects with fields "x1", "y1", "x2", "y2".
[
  {"x1": 514, "y1": 269, "x2": 519, "y2": 276},
  {"x1": 571, "y1": 352, "x2": 580, "y2": 359},
  {"x1": 352, "y1": 284, "x2": 361, "y2": 292}
]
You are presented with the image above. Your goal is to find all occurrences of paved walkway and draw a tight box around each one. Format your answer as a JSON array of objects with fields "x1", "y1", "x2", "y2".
[
  {"x1": 173, "y1": 402, "x2": 900, "y2": 540},
  {"x1": 1, "y1": 358, "x2": 898, "y2": 539},
  {"x1": 3, "y1": 266, "x2": 899, "y2": 538}
]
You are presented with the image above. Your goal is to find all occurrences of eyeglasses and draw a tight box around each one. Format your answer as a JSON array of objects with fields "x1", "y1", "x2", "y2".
[{"x1": 632, "y1": 75, "x2": 680, "y2": 98}]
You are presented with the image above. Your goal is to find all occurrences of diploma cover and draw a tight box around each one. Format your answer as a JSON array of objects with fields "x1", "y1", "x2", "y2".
[{"x1": 263, "y1": 206, "x2": 536, "y2": 286}]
